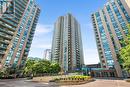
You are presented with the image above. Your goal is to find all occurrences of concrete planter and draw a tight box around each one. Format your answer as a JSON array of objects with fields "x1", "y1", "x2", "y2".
[
  {"x1": 32, "y1": 75, "x2": 94, "y2": 85},
  {"x1": 56, "y1": 78, "x2": 94, "y2": 85},
  {"x1": 126, "y1": 79, "x2": 130, "y2": 82}
]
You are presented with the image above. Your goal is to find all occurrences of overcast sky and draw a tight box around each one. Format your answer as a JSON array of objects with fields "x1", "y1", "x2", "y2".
[{"x1": 29, "y1": 0, "x2": 107, "y2": 64}]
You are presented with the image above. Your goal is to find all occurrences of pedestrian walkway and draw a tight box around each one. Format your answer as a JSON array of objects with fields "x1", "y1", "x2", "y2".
[
  {"x1": 60, "y1": 79, "x2": 130, "y2": 87},
  {"x1": 0, "y1": 78, "x2": 130, "y2": 87}
]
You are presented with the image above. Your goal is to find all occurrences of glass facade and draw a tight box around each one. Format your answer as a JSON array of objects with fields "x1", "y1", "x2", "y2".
[
  {"x1": 106, "y1": 5, "x2": 123, "y2": 40},
  {"x1": 117, "y1": 0, "x2": 130, "y2": 23},
  {"x1": 92, "y1": 0, "x2": 130, "y2": 77},
  {"x1": 0, "y1": 0, "x2": 40, "y2": 68},
  {"x1": 111, "y1": 0, "x2": 128, "y2": 34},
  {"x1": 52, "y1": 14, "x2": 84, "y2": 71},
  {"x1": 95, "y1": 12, "x2": 114, "y2": 68}
]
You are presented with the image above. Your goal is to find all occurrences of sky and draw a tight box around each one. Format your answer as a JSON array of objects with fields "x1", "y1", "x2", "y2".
[{"x1": 29, "y1": 0, "x2": 107, "y2": 65}]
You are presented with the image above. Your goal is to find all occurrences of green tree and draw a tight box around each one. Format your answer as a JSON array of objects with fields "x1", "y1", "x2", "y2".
[
  {"x1": 50, "y1": 63, "x2": 61, "y2": 73},
  {"x1": 0, "y1": 66, "x2": 11, "y2": 78},
  {"x1": 120, "y1": 24, "x2": 130, "y2": 72},
  {"x1": 33, "y1": 60, "x2": 51, "y2": 74},
  {"x1": 23, "y1": 59, "x2": 61, "y2": 76},
  {"x1": 24, "y1": 59, "x2": 36, "y2": 76}
]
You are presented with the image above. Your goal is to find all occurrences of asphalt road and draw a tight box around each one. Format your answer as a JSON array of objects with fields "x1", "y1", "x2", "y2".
[{"x1": 0, "y1": 78, "x2": 130, "y2": 87}]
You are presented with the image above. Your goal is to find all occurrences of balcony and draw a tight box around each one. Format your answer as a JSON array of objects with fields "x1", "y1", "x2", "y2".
[
  {"x1": 0, "y1": 50, "x2": 5, "y2": 55},
  {"x1": 0, "y1": 28, "x2": 14, "y2": 36},
  {"x1": 15, "y1": 0, "x2": 27, "y2": 9},
  {"x1": 0, "y1": 46, "x2": 6, "y2": 50},
  {"x1": 0, "y1": 18, "x2": 17, "y2": 28},
  {"x1": 0, "y1": 34, "x2": 12, "y2": 40},
  {"x1": 0, "y1": 40, "x2": 9, "y2": 45},
  {"x1": 0, "y1": 21, "x2": 16, "y2": 32}
]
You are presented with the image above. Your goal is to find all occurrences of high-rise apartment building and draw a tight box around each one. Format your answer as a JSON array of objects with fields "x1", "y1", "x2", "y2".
[
  {"x1": 43, "y1": 49, "x2": 51, "y2": 60},
  {"x1": 0, "y1": 0, "x2": 40, "y2": 69},
  {"x1": 92, "y1": 0, "x2": 130, "y2": 77},
  {"x1": 51, "y1": 13, "x2": 84, "y2": 72}
]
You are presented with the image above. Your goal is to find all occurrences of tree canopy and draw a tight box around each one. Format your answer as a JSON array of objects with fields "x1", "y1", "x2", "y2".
[
  {"x1": 23, "y1": 59, "x2": 61, "y2": 76},
  {"x1": 120, "y1": 24, "x2": 130, "y2": 72}
]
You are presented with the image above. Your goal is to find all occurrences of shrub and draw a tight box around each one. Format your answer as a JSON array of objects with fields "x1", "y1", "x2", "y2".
[
  {"x1": 69, "y1": 75, "x2": 91, "y2": 80},
  {"x1": 54, "y1": 78, "x2": 60, "y2": 81},
  {"x1": 126, "y1": 79, "x2": 130, "y2": 82},
  {"x1": 54, "y1": 75, "x2": 91, "y2": 81}
]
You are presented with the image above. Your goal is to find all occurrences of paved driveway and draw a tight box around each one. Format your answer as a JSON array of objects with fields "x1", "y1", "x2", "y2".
[
  {"x1": 0, "y1": 79, "x2": 130, "y2": 87},
  {"x1": 0, "y1": 79, "x2": 58, "y2": 87},
  {"x1": 61, "y1": 79, "x2": 130, "y2": 87}
]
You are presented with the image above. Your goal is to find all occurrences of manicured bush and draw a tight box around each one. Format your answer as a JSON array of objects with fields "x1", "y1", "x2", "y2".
[
  {"x1": 69, "y1": 75, "x2": 91, "y2": 80},
  {"x1": 54, "y1": 75, "x2": 91, "y2": 82}
]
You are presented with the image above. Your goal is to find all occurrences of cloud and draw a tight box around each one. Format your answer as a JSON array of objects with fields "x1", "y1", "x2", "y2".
[
  {"x1": 35, "y1": 24, "x2": 53, "y2": 35},
  {"x1": 28, "y1": 24, "x2": 53, "y2": 57},
  {"x1": 32, "y1": 44, "x2": 51, "y2": 49}
]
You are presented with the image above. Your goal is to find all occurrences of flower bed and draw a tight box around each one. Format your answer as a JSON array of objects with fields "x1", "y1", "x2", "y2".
[{"x1": 53, "y1": 75, "x2": 94, "y2": 85}]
